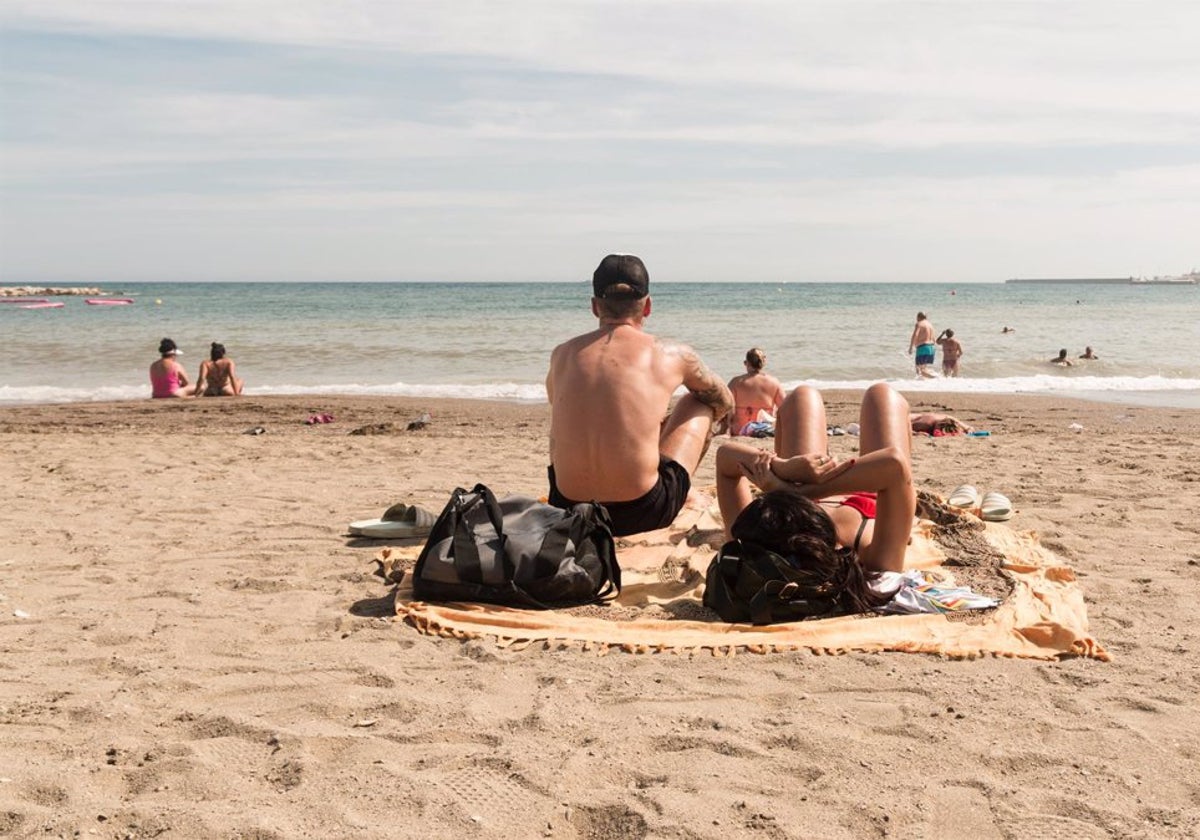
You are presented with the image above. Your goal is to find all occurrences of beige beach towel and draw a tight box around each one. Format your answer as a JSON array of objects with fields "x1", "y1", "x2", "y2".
[{"x1": 382, "y1": 494, "x2": 1109, "y2": 661}]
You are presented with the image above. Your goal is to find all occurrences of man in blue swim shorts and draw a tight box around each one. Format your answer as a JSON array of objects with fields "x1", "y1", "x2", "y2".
[
  {"x1": 546, "y1": 254, "x2": 734, "y2": 537},
  {"x1": 908, "y1": 311, "x2": 938, "y2": 379}
]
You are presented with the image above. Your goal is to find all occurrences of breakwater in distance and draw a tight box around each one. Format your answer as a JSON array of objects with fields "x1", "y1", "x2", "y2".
[
  {"x1": 1008, "y1": 273, "x2": 1197, "y2": 285},
  {"x1": 1, "y1": 286, "x2": 105, "y2": 297}
]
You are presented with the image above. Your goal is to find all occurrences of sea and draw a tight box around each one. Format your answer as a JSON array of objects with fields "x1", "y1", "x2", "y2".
[{"x1": 3, "y1": 281, "x2": 1199, "y2": 408}]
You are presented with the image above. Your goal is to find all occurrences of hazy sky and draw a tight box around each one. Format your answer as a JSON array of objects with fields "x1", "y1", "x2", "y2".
[{"x1": 2, "y1": 2, "x2": 1197, "y2": 283}]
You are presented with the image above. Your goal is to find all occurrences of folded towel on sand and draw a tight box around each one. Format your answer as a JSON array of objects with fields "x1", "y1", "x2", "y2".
[{"x1": 382, "y1": 492, "x2": 1109, "y2": 661}]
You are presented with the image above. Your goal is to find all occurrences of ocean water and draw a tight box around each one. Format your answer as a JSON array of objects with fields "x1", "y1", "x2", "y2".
[{"x1": 3, "y1": 281, "x2": 1199, "y2": 407}]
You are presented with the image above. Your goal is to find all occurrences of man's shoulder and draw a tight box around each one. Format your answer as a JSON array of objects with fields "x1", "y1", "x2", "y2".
[{"x1": 553, "y1": 328, "x2": 605, "y2": 352}]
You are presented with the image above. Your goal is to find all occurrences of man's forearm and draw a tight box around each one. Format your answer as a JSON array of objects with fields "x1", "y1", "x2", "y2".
[{"x1": 692, "y1": 383, "x2": 734, "y2": 419}]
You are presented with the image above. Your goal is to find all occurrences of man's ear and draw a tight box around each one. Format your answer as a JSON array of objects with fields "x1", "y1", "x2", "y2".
[
  {"x1": 643, "y1": 297, "x2": 652, "y2": 317},
  {"x1": 591, "y1": 297, "x2": 601, "y2": 318}
]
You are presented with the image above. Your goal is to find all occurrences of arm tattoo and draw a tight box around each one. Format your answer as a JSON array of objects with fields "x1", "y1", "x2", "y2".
[{"x1": 676, "y1": 344, "x2": 733, "y2": 413}]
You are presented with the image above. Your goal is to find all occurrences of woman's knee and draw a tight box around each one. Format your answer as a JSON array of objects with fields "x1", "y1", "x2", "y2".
[
  {"x1": 716, "y1": 442, "x2": 750, "y2": 475},
  {"x1": 779, "y1": 385, "x2": 823, "y2": 417},
  {"x1": 783, "y1": 384, "x2": 821, "y2": 404},
  {"x1": 863, "y1": 382, "x2": 908, "y2": 412}
]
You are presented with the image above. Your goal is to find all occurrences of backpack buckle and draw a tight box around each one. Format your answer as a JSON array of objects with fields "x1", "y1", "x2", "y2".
[{"x1": 763, "y1": 580, "x2": 800, "y2": 599}]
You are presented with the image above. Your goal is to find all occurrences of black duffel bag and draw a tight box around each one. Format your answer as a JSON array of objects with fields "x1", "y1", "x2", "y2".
[
  {"x1": 703, "y1": 539, "x2": 842, "y2": 625},
  {"x1": 412, "y1": 483, "x2": 620, "y2": 608}
]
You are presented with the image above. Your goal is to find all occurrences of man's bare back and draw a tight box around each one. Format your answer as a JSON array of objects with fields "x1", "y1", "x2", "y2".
[
  {"x1": 546, "y1": 255, "x2": 731, "y2": 535},
  {"x1": 728, "y1": 371, "x2": 785, "y2": 433},
  {"x1": 549, "y1": 326, "x2": 700, "y2": 500}
]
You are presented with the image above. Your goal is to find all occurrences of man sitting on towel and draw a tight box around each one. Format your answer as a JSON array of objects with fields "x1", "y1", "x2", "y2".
[{"x1": 546, "y1": 254, "x2": 733, "y2": 537}]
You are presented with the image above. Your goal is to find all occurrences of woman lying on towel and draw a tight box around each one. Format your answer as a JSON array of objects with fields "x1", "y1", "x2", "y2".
[
  {"x1": 715, "y1": 383, "x2": 916, "y2": 609},
  {"x1": 909, "y1": 412, "x2": 973, "y2": 436}
]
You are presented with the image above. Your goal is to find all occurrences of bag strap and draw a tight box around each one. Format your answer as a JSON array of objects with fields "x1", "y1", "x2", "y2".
[
  {"x1": 448, "y1": 487, "x2": 483, "y2": 582},
  {"x1": 574, "y1": 503, "x2": 621, "y2": 601},
  {"x1": 445, "y1": 484, "x2": 511, "y2": 584},
  {"x1": 749, "y1": 578, "x2": 801, "y2": 625}
]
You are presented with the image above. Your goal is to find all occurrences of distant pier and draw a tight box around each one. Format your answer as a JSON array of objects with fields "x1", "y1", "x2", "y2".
[
  {"x1": 1007, "y1": 277, "x2": 1134, "y2": 285},
  {"x1": 1007, "y1": 276, "x2": 1196, "y2": 285}
]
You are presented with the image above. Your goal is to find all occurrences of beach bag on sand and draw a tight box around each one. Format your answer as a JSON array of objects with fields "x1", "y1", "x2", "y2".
[
  {"x1": 703, "y1": 540, "x2": 841, "y2": 625},
  {"x1": 413, "y1": 483, "x2": 620, "y2": 608}
]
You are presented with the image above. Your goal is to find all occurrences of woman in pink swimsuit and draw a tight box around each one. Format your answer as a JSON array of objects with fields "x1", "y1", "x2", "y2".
[
  {"x1": 714, "y1": 383, "x2": 916, "y2": 610},
  {"x1": 149, "y1": 338, "x2": 197, "y2": 398}
]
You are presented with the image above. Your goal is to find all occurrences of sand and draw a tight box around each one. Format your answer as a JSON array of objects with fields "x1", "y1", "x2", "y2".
[{"x1": 1, "y1": 392, "x2": 1198, "y2": 839}]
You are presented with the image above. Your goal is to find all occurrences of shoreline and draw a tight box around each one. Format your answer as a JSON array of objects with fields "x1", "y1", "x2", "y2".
[{"x1": 4, "y1": 384, "x2": 1200, "y2": 412}]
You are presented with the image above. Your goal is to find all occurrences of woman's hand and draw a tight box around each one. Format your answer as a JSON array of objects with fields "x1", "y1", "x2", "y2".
[
  {"x1": 776, "y1": 453, "x2": 856, "y2": 485},
  {"x1": 740, "y1": 451, "x2": 855, "y2": 495},
  {"x1": 739, "y1": 450, "x2": 788, "y2": 493}
]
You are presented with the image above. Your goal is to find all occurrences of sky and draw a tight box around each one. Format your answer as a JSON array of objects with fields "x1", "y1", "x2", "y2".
[{"x1": 1, "y1": 1, "x2": 1198, "y2": 283}]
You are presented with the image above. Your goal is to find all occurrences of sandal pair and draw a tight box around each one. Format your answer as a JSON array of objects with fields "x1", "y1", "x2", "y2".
[{"x1": 946, "y1": 485, "x2": 1013, "y2": 521}]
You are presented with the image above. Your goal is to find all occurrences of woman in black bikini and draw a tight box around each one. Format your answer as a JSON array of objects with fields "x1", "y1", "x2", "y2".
[
  {"x1": 714, "y1": 383, "x2": 917, "y2": 607},
  {"x1": 197, "y1": 342, "x2": 245, "y2": 397}
]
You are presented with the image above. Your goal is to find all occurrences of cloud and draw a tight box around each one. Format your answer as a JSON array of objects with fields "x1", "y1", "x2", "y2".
[{"x1": 2, "y1": 1, "x2": 1198, "y2": 281}]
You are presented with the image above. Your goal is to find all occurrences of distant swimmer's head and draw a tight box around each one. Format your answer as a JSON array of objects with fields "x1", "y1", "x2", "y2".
[
  {"x1": 1057, "y1": 348, "x2": 1068, "y2": 360},
  {"x1": 158, "y1": 337, "x2": 180, "y2": 357},
  {"x1": 210, "y1": 342, "x2": 226, "y2": 361},
  {"x1": 745, "y1": 348, "x2": 767, "y2": 371},
  {"x1": 593, "y1": 254, "x2": 649, "y2": 300}
]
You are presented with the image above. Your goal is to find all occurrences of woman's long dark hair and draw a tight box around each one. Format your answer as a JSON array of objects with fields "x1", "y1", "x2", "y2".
[
  {"x1": 210, "y1": 342, "x2": 226, "y2": 362},
  {"x1": 730, "y1": 490, "x2": 890, "y2": 613}
]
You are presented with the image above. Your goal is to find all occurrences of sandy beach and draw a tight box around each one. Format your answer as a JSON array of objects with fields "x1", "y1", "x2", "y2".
[{"x1": 2, "y1": 392, "x2": 1198, "y2": 839}]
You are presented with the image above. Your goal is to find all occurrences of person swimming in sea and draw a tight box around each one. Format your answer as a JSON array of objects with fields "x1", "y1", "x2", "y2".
[{"x1": 1049, "y1": 349, "x2": 1074, "y2": 367}]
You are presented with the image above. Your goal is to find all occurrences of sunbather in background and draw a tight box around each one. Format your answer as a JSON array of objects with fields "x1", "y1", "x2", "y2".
[
  {"x1": 197, "y1": 342, "x2": 245, "y2": 397},
  {"x1": 149, "y1": 338, "x2": 197, "y2": 398},
  {"x1": 909, "y1": 412, "x2": 973, "y2": 435},
  {"x1": 726, "y1": 347, "x2": 785, "y2": 436}
]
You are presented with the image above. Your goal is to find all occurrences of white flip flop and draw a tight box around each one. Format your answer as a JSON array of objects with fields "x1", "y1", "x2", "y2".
[
  {"x1": 980, "y1": 491, "x2": 1013, "y2": 522},
  {"x1": 349, "y1": 502, "x2": 437, "y2": 539},
  {"x1": 946, "y1": 485, "x2": 981, "y2": 509}
]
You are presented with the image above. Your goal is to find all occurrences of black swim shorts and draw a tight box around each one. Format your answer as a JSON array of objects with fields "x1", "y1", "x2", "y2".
[{"x1": 547, "y1": 457, "x2": 691, "y2": 538}]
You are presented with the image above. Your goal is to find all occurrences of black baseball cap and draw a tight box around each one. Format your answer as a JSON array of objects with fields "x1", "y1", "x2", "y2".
[{"x1": 592, "y1": 254, "x2": 649, "y2": 299}]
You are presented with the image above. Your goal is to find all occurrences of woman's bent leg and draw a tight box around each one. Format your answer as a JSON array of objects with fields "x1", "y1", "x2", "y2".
[
  {"x1": 858, "y1": 383, "x2": 912, "y2": 460},
  {"x1": 774, "y1": 386, "x2": 828, "y2": 458}
]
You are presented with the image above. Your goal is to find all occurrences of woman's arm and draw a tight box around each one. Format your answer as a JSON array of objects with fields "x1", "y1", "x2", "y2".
[{"x1": 761, "y1": 448, "x2": 914, "y2": 572}]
